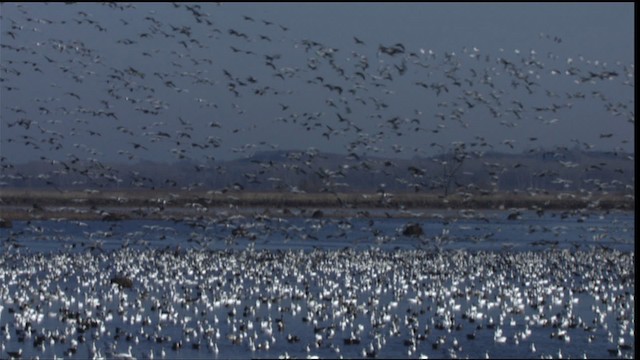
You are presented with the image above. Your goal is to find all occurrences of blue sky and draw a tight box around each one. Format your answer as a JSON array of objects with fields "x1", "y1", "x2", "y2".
[{"x1": 1, "y1": 2, "x2": 634, "y2": 163}]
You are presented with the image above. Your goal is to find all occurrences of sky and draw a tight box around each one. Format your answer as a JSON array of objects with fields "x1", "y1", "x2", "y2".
[{"x1": 0, "y1": 2, "x2": 635, "y2": 164}]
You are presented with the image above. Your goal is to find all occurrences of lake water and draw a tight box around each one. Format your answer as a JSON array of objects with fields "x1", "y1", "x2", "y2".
[
  {"x1": 1, "y1": 209, "x2": 635, "y2": 253},
  {"x1": 0, "y1": 210, "x2": 635, "y2": 359}
]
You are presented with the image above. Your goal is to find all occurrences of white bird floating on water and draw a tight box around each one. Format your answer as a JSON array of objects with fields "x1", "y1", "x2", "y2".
[{"x1": 108, "y1": 345, "x2": 136, "y2": 360}]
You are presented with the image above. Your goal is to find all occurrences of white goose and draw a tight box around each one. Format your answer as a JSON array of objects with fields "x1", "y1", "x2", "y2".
[{"x1": 109, "y1": 345, "x2": 136, "y2": 360}]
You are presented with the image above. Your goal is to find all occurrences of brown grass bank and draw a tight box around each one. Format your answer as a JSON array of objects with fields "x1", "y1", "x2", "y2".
[{"x1": 0, "y1": 188, "x2": 633, "y2": 221}]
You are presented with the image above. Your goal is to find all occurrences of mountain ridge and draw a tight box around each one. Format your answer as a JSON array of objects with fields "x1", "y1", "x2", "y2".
[{"x1": 1, "y1": 148, "x2": 634, "y2": 194}]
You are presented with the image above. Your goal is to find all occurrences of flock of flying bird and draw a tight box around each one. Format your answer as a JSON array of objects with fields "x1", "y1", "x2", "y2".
[{"x1": 0, "y1": 2, "x2": 634, "y2": 199}]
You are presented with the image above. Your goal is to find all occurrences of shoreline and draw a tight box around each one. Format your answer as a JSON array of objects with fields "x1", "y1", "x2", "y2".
[{"x1": 1, "y1": 189, "x2": 634, "y2": 222}]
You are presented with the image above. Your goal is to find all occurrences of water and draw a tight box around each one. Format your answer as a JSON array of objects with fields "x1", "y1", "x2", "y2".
[
  {"x1": 0, "y1": 210, "x2": 635, "y2": 359},
  {"x1": 2, "y1": 209, "x2": 634, "y2": 253}
]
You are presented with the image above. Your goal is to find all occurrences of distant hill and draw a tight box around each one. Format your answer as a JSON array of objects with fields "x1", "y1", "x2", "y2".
[{"x1": 0, "y1": 148, "x2": 634, "y2": 196}]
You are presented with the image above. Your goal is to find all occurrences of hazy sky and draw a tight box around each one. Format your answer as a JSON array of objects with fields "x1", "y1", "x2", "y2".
[{"x1": 0, "y1": 2, "x2": 634, "y2": 164}]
